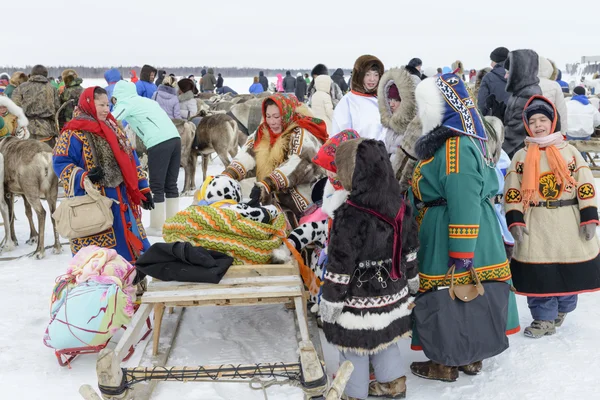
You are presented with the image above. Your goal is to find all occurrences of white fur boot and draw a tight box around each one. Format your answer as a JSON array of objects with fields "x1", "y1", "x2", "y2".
[
  {"x1": 145, "y1": 201, "x2": 165, "y2": 237},
  {"x1": 166, "y1": 197, "x2": 180, "y2": 221}
]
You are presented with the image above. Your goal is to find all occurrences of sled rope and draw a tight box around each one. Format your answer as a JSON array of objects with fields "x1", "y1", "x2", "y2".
[{"x1": 0, "y1": 242, "x2": 69, "y2": 261}]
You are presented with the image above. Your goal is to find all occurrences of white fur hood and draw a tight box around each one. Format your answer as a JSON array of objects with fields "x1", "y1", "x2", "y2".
[{"x1": 0, "y1": 96, "x2": 29, "y2": 128}]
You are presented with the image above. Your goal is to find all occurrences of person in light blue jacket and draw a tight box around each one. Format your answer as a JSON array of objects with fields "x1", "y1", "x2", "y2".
[
  {"x1": 112, "y1": 80, "x2": 181, "y2": 234},
  {"x1": 135, "y1": 65, "x2": 158, "y2": 99}
]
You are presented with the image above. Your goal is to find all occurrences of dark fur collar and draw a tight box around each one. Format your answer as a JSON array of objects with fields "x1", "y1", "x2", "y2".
[{"x1": 414, "y1": 126, "x2": 460, "y2": 160}]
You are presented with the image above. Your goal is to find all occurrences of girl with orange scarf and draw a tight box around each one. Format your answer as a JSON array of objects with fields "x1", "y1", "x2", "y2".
[
  {"x1": 222, "y1": 94, "x2": 328, "y2": 223},
  {"x1": 505, "y1": 95, "x2": 600, "y2": 339}
]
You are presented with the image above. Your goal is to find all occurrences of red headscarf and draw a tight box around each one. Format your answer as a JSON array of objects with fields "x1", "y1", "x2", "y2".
[
  {"x1": 312, "y1": 129, "x2": 360, "y2": 190},
  {"x1": 255, "y1": 93, "x2": 329, "y2": 148},
  {"x1": 63, "y1": 87, "x2": 145, "y2": 212}
]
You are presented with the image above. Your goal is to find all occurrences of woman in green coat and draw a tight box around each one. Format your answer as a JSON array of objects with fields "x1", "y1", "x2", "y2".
[{"x1": 408, "y1": 74, "x2": 520, "y2": 382}]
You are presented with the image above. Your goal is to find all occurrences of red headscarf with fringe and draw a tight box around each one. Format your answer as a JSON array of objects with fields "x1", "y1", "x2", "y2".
[
  {"x1": 62, "y1": 87, "x2": 144, "y2": 214},
  {"x1": 255, "y1": 93, "x2": 328, "y2": 148}
]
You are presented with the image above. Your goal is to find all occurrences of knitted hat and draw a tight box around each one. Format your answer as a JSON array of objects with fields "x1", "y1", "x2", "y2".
[
  {"x1": 490, "y1": 47, "x2": 509, "y2": 63},
  {"x1": 31, "y1": 64, "x2": 48, "y2": 77},
  {"x1": 524, "y1": 98, "x2": 555, "y2": 122},
  {"x1": 408, "y1": 58, "x2": 422, "y2": 68},
  {"x1": 387, "y1": 83, "x2": 400, "y2": 101},
  {"x1": 573, "y1": 86, "x2": 586, "y2": 96}
]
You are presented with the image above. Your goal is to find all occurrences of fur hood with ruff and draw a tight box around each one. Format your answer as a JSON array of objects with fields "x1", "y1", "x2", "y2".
[
  {"x1": 62, "y1": 69, "x2": 82, "y2": 87},
  {"x1": 413, "y1": 76, "x2": 504, "y2": 162},
  {"x1": 140, "y1": 64, "x2": 158, "y2": 83},
  {"x1": 506, "y1": 49, "x2": 540, "y2": 93},
  {"x1": 538, "y1": 55, "x2": 559, "y2": 81},
  {"x1": 351, "y1": 55, "x2": 384, "y2": 95},
  {"x1": 0, "y1": 95, "x2": 29, "y2": 128},
  {"x1": 377, "y1": 68, "x2": 418, "y2": 135}
]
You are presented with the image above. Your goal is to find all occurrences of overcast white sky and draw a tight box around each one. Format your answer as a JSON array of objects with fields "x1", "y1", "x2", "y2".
[{"x1": 3, "y1": 0, "x2": 596, "y2": 71}]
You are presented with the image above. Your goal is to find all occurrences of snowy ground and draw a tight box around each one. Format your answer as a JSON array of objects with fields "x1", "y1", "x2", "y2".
[
  {"x1": 82, "y1": 76, "x2": 278, "y2": 95},
  {"x1": 1, "y1": 158, "x2": 600, "y2": 400}
]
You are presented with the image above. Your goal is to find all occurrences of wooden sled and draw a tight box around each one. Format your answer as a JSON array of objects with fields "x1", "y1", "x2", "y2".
[
  {"x1": 80, "y1": 263, "x2": 352, "y2": 400},
  {"x1": 568, "y1": 138, "x2": 600, "y2": 174}
]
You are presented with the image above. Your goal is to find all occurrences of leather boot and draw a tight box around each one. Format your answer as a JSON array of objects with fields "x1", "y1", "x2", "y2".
[
  {"x1": 369, "y1": 375, "x2": 406, "y2": 398},
  {"x1": 410, "y1": 360, "x2": 458, "y2": 382},
  {"x1": 459, "y1": 361, "x2": 483, "y2": 375}
]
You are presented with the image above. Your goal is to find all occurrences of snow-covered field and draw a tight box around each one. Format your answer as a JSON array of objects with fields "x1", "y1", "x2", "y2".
[
  {"x1": 1, "y1": 158, "x2": 600, "y2": 399},
  {"x1": 82, "y1": 76, "x2": 277, "y2": 95}
]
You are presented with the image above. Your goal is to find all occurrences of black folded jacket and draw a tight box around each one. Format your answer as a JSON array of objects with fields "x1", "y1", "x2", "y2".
[{"x1": 135, "y1": 242, "x2": 234, "y2": 283}]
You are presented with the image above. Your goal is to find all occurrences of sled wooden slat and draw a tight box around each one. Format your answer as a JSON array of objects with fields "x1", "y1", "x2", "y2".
[
  {"x1": 142, "y1": 263, "x2": 309, "y2": 356},
  {"x1": 114, "y1": 303, "x2": 153, "y2": 362},
  {"x1": 142, "y1": 285, "x2": 302, "y2": 303},
  {"x1": 148, "y1": 275, "x2": 302, "y2": 291}
]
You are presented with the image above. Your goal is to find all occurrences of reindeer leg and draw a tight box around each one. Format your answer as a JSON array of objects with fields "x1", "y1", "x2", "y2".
[
  {"x1": 26, "y1": 197, "x2": 46, "y2": 259},
  {"x1": 217, "y1": 151, "x2": 231, "y2": 170},
  {"x1": 190, "y1": 152, "x2": 198, "y2": 191},
  {"x1": 7, "y1": 194, "x2": 18, "y2": 245},
  {"x1": 24, "y1": 199, "x2": 39, "y2": 246},
  {"x1": 46, "y1": 186, "x2": 62, "y2": 254},
  {"x1": 0, "y1": 157, "x2": 15, "y2": 252},
  {"x1": 202, "y1": 154, "x2": 209, "y2": 184}
]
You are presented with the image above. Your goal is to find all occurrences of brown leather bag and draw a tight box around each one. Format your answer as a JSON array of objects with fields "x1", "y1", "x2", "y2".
[{"x1": 447, "y1": 265, "x2": 485, "y2": 302}]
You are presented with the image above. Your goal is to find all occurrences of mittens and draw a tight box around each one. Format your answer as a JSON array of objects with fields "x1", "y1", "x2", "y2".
[
  {"x1": 509, "y1": 225, "x2": 529, "y2": 243},
  {"x1": 580, "y1": 223, "x2": 597, "y2": 241},
  {"x1": 87, "y1": 166, "x2": 104, "y2": 184}
]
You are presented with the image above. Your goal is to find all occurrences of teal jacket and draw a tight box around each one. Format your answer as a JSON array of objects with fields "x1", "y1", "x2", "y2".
[{"x1": 112, "y1": 81, "x2": 179, "y2": 149}]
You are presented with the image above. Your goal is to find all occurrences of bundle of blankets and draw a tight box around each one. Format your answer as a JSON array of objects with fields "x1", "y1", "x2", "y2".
[
  {"x1": 163, "y1": 175, "x2": 288, "y2": 264},
  {"x1": 43, "y1": 246, "x2": 137, "y2": 351}
]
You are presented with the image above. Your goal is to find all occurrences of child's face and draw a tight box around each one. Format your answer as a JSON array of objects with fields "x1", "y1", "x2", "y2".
[
  {"x1": 0, "y1": 106, "x2": 7, "y2": 116},
  {"x1": 326, "y1": 170, "x2": 337, "y2": 180},
  {"x1": 389, "y1": 98, "x2": 401, "y2": 113},
  {"x1": 528, "y1": 113, "x2": 553, "y2": 138}
]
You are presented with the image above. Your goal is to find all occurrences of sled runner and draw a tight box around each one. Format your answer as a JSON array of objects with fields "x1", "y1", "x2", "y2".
[
  {"x1": 569, "y1": 138, "x2": 600, "y2": 173},
  {"x1": 80, "y1": 263, "x2": 352, "y2": 399}
]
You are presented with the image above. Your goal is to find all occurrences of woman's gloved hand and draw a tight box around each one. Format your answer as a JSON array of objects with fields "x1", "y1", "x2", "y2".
[
  {"x1": 248, "y1": 183, "x2": 272, "y2": 207},
  {"x1": 141, "y1": 193, "x2": 155, "y2": 210},
  {"x1": 87, "y1": 166, "x2": 104, "y2": 184},
  {"x1": 448, "y1": 258, "x2": 473, "y2": 271}
]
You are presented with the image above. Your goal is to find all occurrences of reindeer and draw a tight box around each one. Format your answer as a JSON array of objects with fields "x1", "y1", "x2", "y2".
[
  {"x1": 0, "y1": 136, "x2": 61, "y2": 259},
  {"x1": 192, "y1": 113, "x2": 247, "y2": 191}
]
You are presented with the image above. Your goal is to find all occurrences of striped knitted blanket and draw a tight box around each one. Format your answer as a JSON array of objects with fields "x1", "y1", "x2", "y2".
[{"x1": 163, "y1": 206, "x2": 287, "y2": 264}]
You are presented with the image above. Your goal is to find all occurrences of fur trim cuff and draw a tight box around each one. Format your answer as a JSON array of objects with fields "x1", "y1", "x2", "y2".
[{"x1": 414, "y1": 126, "x2": 460, "y2": 160}]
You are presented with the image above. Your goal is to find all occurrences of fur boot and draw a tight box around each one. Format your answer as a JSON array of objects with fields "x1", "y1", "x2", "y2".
[
  {"x1": 166, "y1": 197, "x2": 180, "y2": 221},
  {"x1": 458, "y1": 361, "x2": 483, "y2": 376},
  {"x1": 410, "y1": 361, "x2": 458, "y2": 382},
  {"x1": 146, "y1": 201, "x2": 165, "y2": 237},
  {"x1": 368, "y1": 376, "x2": 406, "y2": 398}
]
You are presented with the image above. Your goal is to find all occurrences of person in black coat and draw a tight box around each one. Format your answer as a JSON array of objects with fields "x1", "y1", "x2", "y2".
[
  {"x1": 320, "y1": 138, "x2": 419, "y2": 399},
  {"x1": 155, "y1": 70, "x2": 166, "y2": 86},
  {"x1": 331, "y1": 68, "x2": 349, "y2": 93},
  {"x1": 295, "y1": 73, "x2": 307, "y2": 102},
  {"x1": 216, "y1": 73, "x2": 224, "y2": 89},
  {"x1": 283, "y1": 71, "x2": 296, "y2": 93},
  {"x1": 259, "y1": 71, "x2": 269, "y2": 91},
  {"x1": 405, "y1": 58, "x2": 423, "y2": 81},
  {"x1": 477, "y1": 47, "x2": 511, "y2": 120}
]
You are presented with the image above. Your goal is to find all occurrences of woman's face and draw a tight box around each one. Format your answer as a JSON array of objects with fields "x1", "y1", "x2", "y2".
[
  {"x1": 149, "y1": 72, "x2": 156, "y2": 81},
  {"x1": 265, "y1": 104, "x2": 283, "y2": 134},
  {"x1": 528, "y1": 113, "x2": 552, "y2": 138},
  {"x1": 0, "y1": 105, "x2": 7, "y2": 116},
  {"x1": 364, "y1": 70, "x2": 380, "y2": 91},
  {"x1": 389, "y1": 98, "x2": 401, "y2": 113},
  {"x1": 95, "y1": 94, "x2": 110, "y2": 122},
  {"x1": 326, "y1": 170, "x2": 337, "y2": 180}
]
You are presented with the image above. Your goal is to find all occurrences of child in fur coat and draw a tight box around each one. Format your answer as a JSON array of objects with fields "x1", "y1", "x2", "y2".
[
  {"x1": 505, "y1": 95, "x2": 600, "y2": 338},
  {"x1": 273, "y1": 130, "x2": 360, "y2": 305},
  {"x1": 320, "y1": 138, "x2": 419, "y2": 400}
]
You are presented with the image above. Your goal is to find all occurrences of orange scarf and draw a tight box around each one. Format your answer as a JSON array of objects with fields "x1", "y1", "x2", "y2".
[{"x1": 521, "y1": 133, "x2": 577, "y2": 210}]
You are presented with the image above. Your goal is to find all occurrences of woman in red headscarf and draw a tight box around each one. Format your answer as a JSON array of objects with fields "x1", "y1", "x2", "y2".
[
  {"x1": 222, "y1": 93, "x2": 328, "y2": 222},
  {"x1": 52, "y1": 86, "x2": 153, "y2": 262}
]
